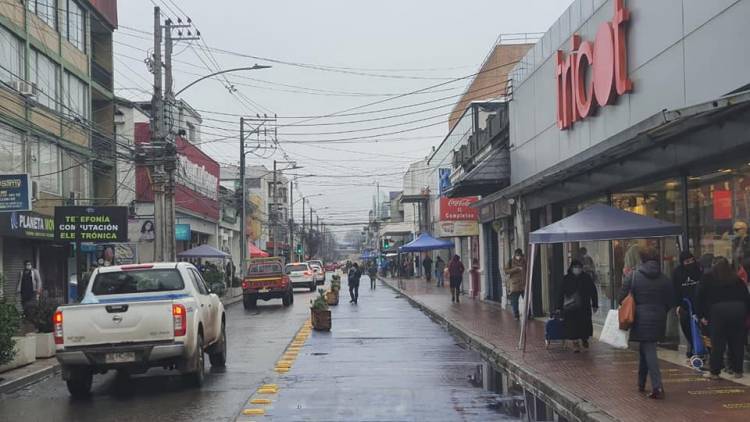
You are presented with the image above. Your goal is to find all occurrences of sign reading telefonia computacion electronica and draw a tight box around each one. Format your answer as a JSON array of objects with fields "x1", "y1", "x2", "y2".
[{"x1": 54, "y1": 206, "x2": 128, "y2": 242}]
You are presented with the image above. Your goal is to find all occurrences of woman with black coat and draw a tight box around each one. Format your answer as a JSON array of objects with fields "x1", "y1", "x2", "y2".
[
  {"x1": 618, "y1": 248, "x2": 674, "y2": 400},
  {"x1": 695, "y1": 257, "x2": 750, "y2": 380},
  {"x1": 557, "y1": 260, "x2": 598, "y2": 352}
]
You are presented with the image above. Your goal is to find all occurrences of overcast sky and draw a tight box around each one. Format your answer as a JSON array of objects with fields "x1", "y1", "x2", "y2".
[{"x1": 115, "y1": 0, "x2": 574, "y2": 237}]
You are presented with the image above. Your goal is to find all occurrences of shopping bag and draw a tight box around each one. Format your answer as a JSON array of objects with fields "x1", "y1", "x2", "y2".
[
  {"x1": 618, "y1": 292, "x2": 636, "y2": 330},
  {"x1": 599, "y1": 310, "x2": 629, "y2": 349}
]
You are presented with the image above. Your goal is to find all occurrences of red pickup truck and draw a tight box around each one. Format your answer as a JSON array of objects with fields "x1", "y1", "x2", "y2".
[{"x1": 242, "y1": 258, "x2": 294, "y2": 309}]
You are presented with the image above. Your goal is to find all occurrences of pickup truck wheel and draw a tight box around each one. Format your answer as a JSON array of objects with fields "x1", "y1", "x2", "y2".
[
  {"x1": 209, "y1": 322, "x2": 227, "y2": 367},
  {"x1": 187, "y1": 333, "x2": 205, "y2": 387},
  {"x1": 66, "y1": 368, "x2": 93, "y2": 399},
  {"x1": 282, "y1": 291, "x2": 292, "y2": 307}
]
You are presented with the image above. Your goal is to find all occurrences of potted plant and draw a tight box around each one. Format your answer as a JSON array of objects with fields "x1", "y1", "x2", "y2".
[
  {"x1": 0, "y1": 299, "x2": 36, "y2": 373},
  {"x1": 0, "y1": 299, "x2": 20, "y2": 369},
  {"x1": 310, "y1": 289, "x2": 331, "y2": 331},
  {"x1": 29, "y1": 296, "x2": 59, "y2": 358},
  {"x1": 325, "y1": 290, "x2": 339, "y2": 306}
]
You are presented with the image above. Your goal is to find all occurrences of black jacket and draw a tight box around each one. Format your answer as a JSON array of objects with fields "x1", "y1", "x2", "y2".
[
  {"x1": 695, "y1": 275, "x2": 750, "y2": 320},
  {"x1": 672, "y1": 264, "x2": 701, "y2": 309},
  {"x1": 348, "y1": 268, "x2": 362, "y2": 284},
  {"x1": 618, "y1": 261, "x2": 674, "y2": 343},
  {"x1": 557, "y1": 272, "x2": 598, "y2": 340}
]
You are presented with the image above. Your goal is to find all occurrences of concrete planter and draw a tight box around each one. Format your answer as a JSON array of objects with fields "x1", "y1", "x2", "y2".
[
  {"x1": 0, "y1": 334, "x2": 37, "y2": 373},
  {"x1": 35, "y1": 332, "x2": 56, "y2": 358}
]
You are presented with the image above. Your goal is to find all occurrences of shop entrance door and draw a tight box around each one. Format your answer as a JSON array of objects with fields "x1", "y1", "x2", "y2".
[{"x1": 484, "y1": 223, "x2": 501, "y2": 301}]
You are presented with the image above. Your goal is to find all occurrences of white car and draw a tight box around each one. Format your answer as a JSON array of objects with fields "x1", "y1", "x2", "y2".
[
  {"x1": 285, "y1": 262, "x2": 316, "y2": 292},
  {"x1": 308, "y1": 260, "x2": 326, "y2": 285},
  {"x1": 54, "y1": 263, "x2": 226, "y2": 398}
]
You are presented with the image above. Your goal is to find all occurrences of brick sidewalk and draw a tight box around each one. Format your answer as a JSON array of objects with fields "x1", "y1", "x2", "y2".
[{"x1": 382, "y1": 276, "x2": 750, "y2": 422}]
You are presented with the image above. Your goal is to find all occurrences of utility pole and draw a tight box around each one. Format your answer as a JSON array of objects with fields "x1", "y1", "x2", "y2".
[
  {"x1": 239, "y1": 117, "x2": 246, "y2": 274},
  {"x1": 301, "y1": 198, "x2": 306, "y2": 260},
  {"x1": 151, "y1": 7, "x2": 165, "y2": 262},
  {"x1": 288, "y1": 180, "x2": 293, "y2": 263},
  {"x1": 272, "y1": 160, "x2": 277, "y2": 257},
  {"x1": 163, "y1": 17, "x2": 176, "y2": 262}
]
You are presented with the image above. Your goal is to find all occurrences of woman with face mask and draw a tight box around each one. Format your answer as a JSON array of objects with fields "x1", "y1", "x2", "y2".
[
  {"x1": 558, "y1": 259, "x2": 598, "y2": 353},
  {"x1": 672, "y1": 251, "x2": 703, "y2": 362}
]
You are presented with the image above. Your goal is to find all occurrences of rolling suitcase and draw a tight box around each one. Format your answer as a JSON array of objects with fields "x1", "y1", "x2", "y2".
[{"x1": 545, "y1": 312, "x2": 566, "y2": 349}]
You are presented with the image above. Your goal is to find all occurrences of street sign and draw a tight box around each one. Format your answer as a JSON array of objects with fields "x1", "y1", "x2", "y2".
[
  {"x1": 0, "y1": 174, "x2": 32, "y2": 212},
  {"x1": 175, "y1": 223, "x2": 191, "y2": 240},
  {"x1": 54, "y1": 206, "x2": 128, "y2": 242}
]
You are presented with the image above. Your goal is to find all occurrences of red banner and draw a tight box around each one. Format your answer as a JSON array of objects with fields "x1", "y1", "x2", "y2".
[
  {"x1": 440, "y1": 196, "x2": 479, "y2": 221},
  {"x1": 135, "y1": 123, "x2": 220, "y2": 221},
  {"x1": 713, "y1": 190, "x2": 732, "y2": 220}
]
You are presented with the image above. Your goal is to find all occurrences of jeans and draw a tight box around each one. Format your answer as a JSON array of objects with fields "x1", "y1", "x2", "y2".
[
  {"x1": 638, "y1": 341, "x2": 663, "y2": 390},
  {"x1": 508, "y1": 292, "x2": 523, "y2": 318},
  {"x1": 435, "y1": 272, "x2": 444, "y2": 287},
  {"x1": 349, "y1": 282, "x2": 359, "y2": 303},
  {"x1": 370, "y1": 275, "x2": 376, "y2": 289}
]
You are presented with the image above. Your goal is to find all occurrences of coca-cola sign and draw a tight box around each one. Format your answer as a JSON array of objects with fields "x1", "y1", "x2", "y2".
[{"x1": 440, "y1": 196, "x2": 479, "y2": 221}]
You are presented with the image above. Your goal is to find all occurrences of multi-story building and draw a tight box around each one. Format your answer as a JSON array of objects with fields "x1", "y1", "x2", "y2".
[{"x1": 0, "y1": 0, "x2": 118, "y2": 301}]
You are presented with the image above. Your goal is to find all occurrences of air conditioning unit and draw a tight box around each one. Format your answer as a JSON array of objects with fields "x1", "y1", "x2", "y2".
[{"x1": 16, "y1": 81, "x2": 36, "y2": 98}]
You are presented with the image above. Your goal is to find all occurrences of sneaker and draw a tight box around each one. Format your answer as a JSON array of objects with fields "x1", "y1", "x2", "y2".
[
  {"x1": 703, "y1": 373, "x2": 721, "y2": 380},
  {"x1": 647, "y1": 388, "x2": 665, "y2": 400}
]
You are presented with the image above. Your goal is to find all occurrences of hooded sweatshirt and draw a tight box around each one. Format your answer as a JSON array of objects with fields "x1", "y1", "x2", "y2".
[{"x1": 672, "y1": 251, "x2": 702, "y2": 308}]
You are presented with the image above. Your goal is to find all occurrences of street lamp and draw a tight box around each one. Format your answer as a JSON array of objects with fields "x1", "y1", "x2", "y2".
[{"x1": 175, "y1": 64, "x2": 271, "y2": 97}]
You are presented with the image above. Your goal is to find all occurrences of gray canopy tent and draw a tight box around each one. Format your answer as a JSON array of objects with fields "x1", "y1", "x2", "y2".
[
  {"x1": 177, "y1": 244, "x2": 231, "y2": 259},
  {"x1": 519, "y1": 204, "x2": 683, "y2": 351}
]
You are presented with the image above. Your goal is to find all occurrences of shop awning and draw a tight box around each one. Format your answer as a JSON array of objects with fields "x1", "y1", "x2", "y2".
[
  {"x1": 249, "y1": 242, "x2": 269, "y2": 258},
  {"x1": 178, "y1": 244, "x2": 231, "y2": 259},
  {"x1": 380, "y1": 221, "x2": 414, "y2": 236},
  {"x1": 399, "y1": 233, "x2": 454, "y2": 252},
  {"x1": 445, "y1": 147, "x2": 510, "y2": 198},
  {"x1": 529, "y1": 204, "x2": 682, "y2": 244}
]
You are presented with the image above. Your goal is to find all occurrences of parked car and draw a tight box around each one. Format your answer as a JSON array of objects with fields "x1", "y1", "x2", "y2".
[
  {"x1": 242, "y1": 257, "x2": 294, "y2": 309},
  {"x1": 54, "y1": 263, "x2": 226, "y2": 398},
  {"x1": 308, "y1": 260, "x2": 326, "y2": 285},
  {"x1": 285, "y1": 262, "x2": 316, "y2": 292},
  {"x1": 324, "y1": 262, "x2": 337, "y2": 272}
]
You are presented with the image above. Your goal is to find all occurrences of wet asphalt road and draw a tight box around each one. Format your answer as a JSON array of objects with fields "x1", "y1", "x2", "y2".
[
  {"x1": 245, "y1": 276, "x2": 513, "y2": 422},
  {"x1": 0, "y1": 282, "x2": 321, "y2": 422}
]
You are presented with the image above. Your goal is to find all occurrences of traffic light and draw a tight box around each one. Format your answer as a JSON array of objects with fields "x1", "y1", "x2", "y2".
[
  {"x1": 296, "y1": 243, "x2": 303, "y2": 255},
  {"x1": 383, "y1": 238, "x2": 390, "y2": 250}
]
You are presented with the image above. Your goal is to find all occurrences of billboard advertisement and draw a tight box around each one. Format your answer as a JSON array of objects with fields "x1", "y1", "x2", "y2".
[
  {"x1": 135, "y1": 123, "x2": 220, "y2": 221},
  {"x1": 436, "y1": 220, "x2": 479, "y2": 237},
  {"x1": 0, "y1": 173, "x2": 32, "y2": 212},
  {"x1": 439, "y1": 196, "x2": 479, "y2": 221},
  {"x1": 54, "y1": 206, "x2": 129, "y2": 242}
]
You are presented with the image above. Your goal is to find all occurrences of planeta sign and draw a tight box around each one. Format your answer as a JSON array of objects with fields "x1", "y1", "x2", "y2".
[{"x1": 555, "y1": 0, "x2": 632, "y2": 130}]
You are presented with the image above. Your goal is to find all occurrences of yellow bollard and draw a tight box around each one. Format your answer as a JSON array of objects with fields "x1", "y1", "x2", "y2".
[
  {"x1": 250, "y1": 398, "x2": 272, "y2": 405},
  {"x1": 242, "y1": 408, "x2": 265, "y2": 416}
]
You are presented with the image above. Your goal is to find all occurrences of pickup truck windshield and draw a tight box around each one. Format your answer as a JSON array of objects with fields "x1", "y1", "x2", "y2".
[
  {"x1": 91, "y1": 269, "x2": 185, "y2": 295},
  {"x1": 249, "y1": 263, "x2": 282, "y2": 273}
]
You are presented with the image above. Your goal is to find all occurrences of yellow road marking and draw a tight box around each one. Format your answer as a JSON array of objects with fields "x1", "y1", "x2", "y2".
[
  {"x1": 251, "y1": 398, "x2": 272, "y2": 405},
  {"x1": 242, "y1": 408, "x2": 265, "y2": 416},
  {"x1": 258, "y1": 387, "x2": 278, "y2": 394},
  {"x1": 274, "y1": 367, "x2": 289, "y2": 373},
  {"x1": 261, "y1": 384, "x2": 278, "y2": 389}
]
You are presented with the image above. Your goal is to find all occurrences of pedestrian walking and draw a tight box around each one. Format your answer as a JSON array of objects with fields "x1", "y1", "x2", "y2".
[
  {"x1": 368, "y1": 263, "x2": 377, "y2": 289},
  {"x1": 448, "y1": 255, "x2": 465, "y2": 303},
  {"x1": 470, "y1": 258, "x2": 481, "y2": 299},
  {"x1": 505, "y1": 249, "x2": 526, "y2": 320},
  {"x1": 695, "y1": 257, "x2": 750, "y2": 380},
  {"x1": 348, "y1": 263, "x2": 362, "y2": 304},
  {"x1": 435, "y1": 256, "x2": 446, "y2": 287},
  {"x1": 422, "y1": 254, "x2": 433, "y2": 282},
  {"x1": 16, "y1": 260, "x2": 43, "y2": 321},
  {"x1": 672, "y1": 251, "x2": 702, "y2": 363},
  {"x1": 557, "y1": 260, "x2": 598, "y2": 352},
  {"x1": 618, "y1": 247, "x2": 674, "y2": 399}
]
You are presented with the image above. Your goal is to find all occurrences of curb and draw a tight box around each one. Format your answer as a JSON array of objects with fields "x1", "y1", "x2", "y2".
[
  {"x1": 381, "y1": 277, "x2": 618, "y2": 422},
  {"x1": 222, "y1": 293, "x2": 243, "y2": 307},
  {"x1": 0, "y1": 362, "x2": 60, "y2": 395}
]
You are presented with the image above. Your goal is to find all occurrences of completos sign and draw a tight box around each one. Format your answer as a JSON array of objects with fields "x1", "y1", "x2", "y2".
[
  {"x1": 0, "y1": 173, "x2": 31, "y2": 212},
  {"x1": 54, "y1": 206, "x2": 128, "y2": 242},
  {"x1": 555, "y1": 0, "x2": 632, "y2": 130},
  {"x1": 436, "y1": 220, "x2": 479, "y2": 237},
  {"x1": 440, "y1": 196, "x2": 479, "y2": 221}
]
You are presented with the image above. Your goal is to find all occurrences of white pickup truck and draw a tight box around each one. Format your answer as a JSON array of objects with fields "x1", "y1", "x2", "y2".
[{"x1": 54, "y1": 262, "x2": 227, "y2": 398}]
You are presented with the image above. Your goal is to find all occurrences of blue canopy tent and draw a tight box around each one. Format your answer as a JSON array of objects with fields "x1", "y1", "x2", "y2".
[
  {"x1": 399, "y1": 233, "x2": 454, "y2": 252},
  {"x1": 519, "y1": 204, "x2": 682, "y2": 351},
  {"x1": 177, "y1": 244, "x2": 231, "y2": 259}
]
